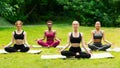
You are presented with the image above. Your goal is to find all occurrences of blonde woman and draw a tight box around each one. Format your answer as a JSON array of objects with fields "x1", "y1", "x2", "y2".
[
  {"x1": 4, "y1": 20, "x2": 30, "y2": 52},
  {"x1": 60, "y1": 21, "x2": 91, "y2": 58}
]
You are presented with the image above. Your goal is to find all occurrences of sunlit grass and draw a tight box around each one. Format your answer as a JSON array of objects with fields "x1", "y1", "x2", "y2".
[{"x1": 0, "y1": 25, "x2": 120, "y2": 68}]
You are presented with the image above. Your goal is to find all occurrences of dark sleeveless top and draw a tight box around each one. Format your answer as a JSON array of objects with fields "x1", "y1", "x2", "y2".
[
  {"x1": 93, "y1": 31, "x2": 103, "y2": 39},
  {"x1": 14, "y1": 31, "x2": 24, "y2": 40},
  {"x1": 70, "y1": 32, "x2": 81, "y2": 43}
]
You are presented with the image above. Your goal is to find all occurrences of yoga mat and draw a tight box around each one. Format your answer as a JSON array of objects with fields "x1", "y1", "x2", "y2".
[
  {"x1": 106, "y1": 47, "x2": 120, "y2": 52},
  {"x1": 0, "y1": 50, "x2": 42, "y2": 54},
  {"x1": 41, "y1": 55, "x2": 66, "y2": 59},
  {"x1": 32, "y1": 45, "x2": 64, "y2": 48},
  {"x1": 41, "y1": 52, "x2": 114, "y2": 59},
  {"x1": 33, "y1": 45, "x2": 120, "y2": 52},
  {"x1": 90, "y1": 52, "x2": 114, "y2": 59}
]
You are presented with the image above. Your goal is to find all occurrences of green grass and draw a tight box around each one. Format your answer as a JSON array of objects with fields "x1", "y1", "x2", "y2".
[{"x1": 0, "y1": 24, "x2": 120, "y2": 68}]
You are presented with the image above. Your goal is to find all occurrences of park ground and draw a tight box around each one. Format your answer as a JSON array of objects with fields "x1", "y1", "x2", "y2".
[{"x1": 0, "y1": 23, "x2": 120, "y2": 68}]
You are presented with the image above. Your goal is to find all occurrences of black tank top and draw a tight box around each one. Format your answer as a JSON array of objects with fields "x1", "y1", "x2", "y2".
[
  {"x1": 70, "y1": 32, "x2": 81, "y2": 43},
  {"x1": 14, "y1": 31, "x2": 24, "y2": 40},
  {"x1": 93, "y1": 31, "x2": 103, "y2": 39}
]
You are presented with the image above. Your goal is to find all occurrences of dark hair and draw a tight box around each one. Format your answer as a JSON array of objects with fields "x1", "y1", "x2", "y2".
[{"x1": 46, "y1": 20, "x2": 53, "y2": 24}]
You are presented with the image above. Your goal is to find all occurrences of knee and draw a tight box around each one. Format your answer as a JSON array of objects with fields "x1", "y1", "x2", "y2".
[
  {"x1": 25, "y1": 47, "x2": 30, "y2": 51},
  {"x1": 26, "y1": 47, "x2": 30, "y2": 49},
  {"x1": 107, "y1": 44, "x2": 111, "y2": 48},
  {"x1": 21, "y1": 47, "x2": 30, "y2": 52},
  {"x1": 37, "y1": 40, "x2": 42, "y2": 45},
  {"x1": 4, "y1": 47, "x2": 10, "y2": 51},
  {"x1": 56, "y1": 40, "x2": 60, "y2": 44},
  {"x1": 88, "y1": 44, "x2": 93, "y2": 48},
  {"x1": 87, "y1": 54, "x2": 91, "y2": 58},
  {"x1": 61, "y1": 51, "x2": 66, "y2": 55}
]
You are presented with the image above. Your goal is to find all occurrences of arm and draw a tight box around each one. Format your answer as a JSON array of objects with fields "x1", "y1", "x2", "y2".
[
  {"x1": 24, "y1": 32, "x2": 31, "y2": 47},
  {"x1": 60, "y1": 32, "x2": 71, "y2": 52},
  {"x1": 39, "y1": 31, "x2": 46, "y2": 40},
  {"x1": 81, "y1": 33, "x2": 91, "y2": 54},
  {"x1": 5, "y1": 32, "x2": 14, "y2": 47},
  {"x1": 102, "y1": 31, "x2": 112, "y2": 45},
  {"x1": 54, "y1": 30, "x2": 61, "y2": 41},
  {"x1": 87, "y1": 30, "x2": 94, "y2": 44}
]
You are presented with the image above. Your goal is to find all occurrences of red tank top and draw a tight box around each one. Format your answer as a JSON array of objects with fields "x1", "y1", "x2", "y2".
[{"x1": 45, "y1": 31, "x2": 55, "y2": 41}]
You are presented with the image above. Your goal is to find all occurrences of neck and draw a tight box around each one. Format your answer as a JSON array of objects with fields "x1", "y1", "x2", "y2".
[
  {"x1": 17, "y1": 29, "x2": 22, "y2": 31},
  {"x1": 74, "y1": 29, "x2": 78, "y2": 33},
  {"x1": 96, "y1": 28, "x2": 100, "y2": 31},
  {"x1": 48, "y1": 28, "x2": 52, "y2": 31}
]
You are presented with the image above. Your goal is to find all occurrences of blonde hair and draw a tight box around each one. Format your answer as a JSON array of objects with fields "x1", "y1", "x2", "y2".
[
  {"x1": 72, "y1": 20, "x2": 80, "y2": 25},
  {"x1": 15, "y1": 20, "x2": 23, "y2": 26}
]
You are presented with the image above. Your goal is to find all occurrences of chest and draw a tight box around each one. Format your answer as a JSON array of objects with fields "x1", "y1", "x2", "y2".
[{"x1": 45, "y1": 32, "x2": 55, "y2": 38}]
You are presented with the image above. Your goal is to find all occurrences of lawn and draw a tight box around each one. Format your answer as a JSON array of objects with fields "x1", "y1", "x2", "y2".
[{"x1": 0, "y1": 24, "x2": 120, "y2": 68}]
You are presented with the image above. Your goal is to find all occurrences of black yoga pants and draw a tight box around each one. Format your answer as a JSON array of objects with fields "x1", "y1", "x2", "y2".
[
  {"x1": 5, "y1": 44, "x2": 29, "y2": 52},
  {"x1": 61, "y1": 47, "x2": 91, "y2": 58}
]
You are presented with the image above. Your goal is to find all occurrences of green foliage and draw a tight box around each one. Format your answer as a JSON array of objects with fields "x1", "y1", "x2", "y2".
[
  {"x1": 57, "y1": 0, "x2": 120, "y2": 26},
  {"x1": 0, "y1": 0, "x2": 120, "y2": 26}
]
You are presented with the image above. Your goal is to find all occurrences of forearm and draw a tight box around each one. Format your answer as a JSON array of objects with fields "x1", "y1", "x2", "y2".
[
  {"x1": 55, "y1": 38, "x2": 60, "y2": 41},
  {"x1": 24, "y1": 41, "x2": 31, "y2": 47},
  {"x1": 104, "y1": 40, "x2": 112, "y2": 44},
  {"x1": 87, "y1": 39, "x2": 93, "y2": 44},
  {"x1": 40, "y1": 38, "x2": 45, "y2": 40},
  {"x1": 82, "y1": 44, "x2": 89, "y2": 53},
  {"x1": 5, "y1": 42, "x2": 13, "y2": 47},
  {"x1": 60, "y1": 43, "x2": 70, "y2": 51}
]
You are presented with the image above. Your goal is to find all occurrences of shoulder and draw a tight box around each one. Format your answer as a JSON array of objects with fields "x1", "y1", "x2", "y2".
[
  {"x1": 12, "y1": 31, "x2": 15, "y2": 35},
  {"x1": 80, "y1": 32, "x2": 83, "y2": 36},
  {"x1": 23, "y1": 31, "x2": 26, "y2": 35},
  {"x1": 45, "y1": 30, "x2": 48, "y2": 32},
  {"x1": 53, "y1": 30, "x2": 56, "y2": 32},
  {"x1": 100, "y1": 30, "x2": 104, "y2": 35},
  {"x1": 44, "y1": 30, "x2": 48, "y2": 34},
  {"x1": 101, "y1": 30, "x2": 104, "y2": 33},
  {"x1": 68, "y1": 32, "x2": 72, "y2": 36},
  {"x1": 53, "y1": 30, "x2": 56, "y2": 33},
  {"x1": 92, "y1": 30, "x2": 95, "y2": 33}
]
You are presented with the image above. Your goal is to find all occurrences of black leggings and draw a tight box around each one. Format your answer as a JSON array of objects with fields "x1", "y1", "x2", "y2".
[
  {"x1": 61, "y1": 47, "x2": 91, "y2": 58},
  {"x1": 88, "y1": 43, "x2": 111, "y2": 51},
  {"x1": 5, "y1": 44, "x2": 29, "y2": 52}
]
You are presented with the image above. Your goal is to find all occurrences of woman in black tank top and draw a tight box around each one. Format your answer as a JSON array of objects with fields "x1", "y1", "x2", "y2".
[
  {"x1": 87, "y1": 21, "x2": 112, "y2": 51},
  {"x1": 4, "y1": 20, "x2": 30, "y2": 52},
  {"x1": 60, "y1": 21, "x2": 91, "y2": 58}
]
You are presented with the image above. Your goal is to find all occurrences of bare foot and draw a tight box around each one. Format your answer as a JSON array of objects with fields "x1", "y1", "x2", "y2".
[{"x1": 76, "y1": 52, "x2": 80, "y2": 55}]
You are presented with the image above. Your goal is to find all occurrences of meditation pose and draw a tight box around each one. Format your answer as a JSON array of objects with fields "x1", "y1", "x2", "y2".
[
  {"x1": 60, "y1": 21, "x2": 91, "y2": 58},
  {"x1": 87, "y1": 21, "x2": 112, "y2": 51},
  {"x1": 37, "y1": 20, "x2": 60, "y2": 47},
  {"x1": 4, "y1": 20, "x2": 30, "y2": 52}
]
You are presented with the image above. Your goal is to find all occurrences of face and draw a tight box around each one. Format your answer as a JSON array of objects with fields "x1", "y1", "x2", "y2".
[
  {"x1": 15, "y1": 21, "x2": 22, "y2": 29},
  {"x1": 47, "y1": 22, "x2": 52, "y2": 28},
  {"x1": 95, "y1": 21, "x2": 101, "y2": 29},
  {"x1": 72, "y1": 21, "x2": 79, "y2": 30}
]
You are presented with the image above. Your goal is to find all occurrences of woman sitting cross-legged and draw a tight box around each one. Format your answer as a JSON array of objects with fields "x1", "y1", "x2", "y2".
[
  {"x1": 37, "y1": 20, "x2": 60, "y2": 48},
  {"x1": 60, "y1": 21, "x2": 91, "y2": 58},
  {"x1": 87, "y1": 21, "x2": 112, "y2": 51},
  {"x1": 4, "y1": 20, "x2": 31, "y2": 52}
]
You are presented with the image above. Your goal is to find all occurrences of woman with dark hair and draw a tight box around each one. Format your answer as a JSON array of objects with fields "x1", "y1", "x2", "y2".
[
  {"x1": 87, "y1": 21, "x2": 112, "y2": 51},
  {"x1": 37, "y1": 20, "x2": 60, "y2": 47}
]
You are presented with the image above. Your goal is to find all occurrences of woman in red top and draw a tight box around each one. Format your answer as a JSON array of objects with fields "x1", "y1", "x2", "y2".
[{"x1": 37, "y1": 20, "x2": 60, "y2": 47}]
